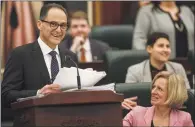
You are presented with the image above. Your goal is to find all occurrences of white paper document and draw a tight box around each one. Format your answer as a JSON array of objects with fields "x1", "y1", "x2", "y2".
[
  {"x1": 64, "y1": 83, "x2": 115, "y2": 92},
  {"x1": 53, "y1": 67, "x2": 106, "y2": 90},
  {"x1": 17, "y1": 94, "x2": 44, "y2": 102}
]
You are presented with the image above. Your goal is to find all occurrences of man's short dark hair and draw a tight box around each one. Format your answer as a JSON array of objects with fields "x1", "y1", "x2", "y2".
[
  {"x1": 39, "y1": 3, "x2": 67, "y2": 20},
  {"x1": 146, "y1": 32, "x2": 169, "y2": 47}
]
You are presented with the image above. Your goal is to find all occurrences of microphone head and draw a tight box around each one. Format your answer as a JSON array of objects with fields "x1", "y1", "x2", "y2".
[
  {"x1": 65, "y1": 55, "x2": 71, "y2": 61},
  {"x1": 65, "y1": 55, "x2": 78, "y2": 68}
]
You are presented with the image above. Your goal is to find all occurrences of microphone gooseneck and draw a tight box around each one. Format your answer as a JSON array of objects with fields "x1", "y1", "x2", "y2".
[{"x1": 65, "y1": 56, "x2": 81, "y2": 90}]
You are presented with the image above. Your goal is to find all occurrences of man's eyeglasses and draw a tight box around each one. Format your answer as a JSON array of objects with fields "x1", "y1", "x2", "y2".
[{"x1": 41, "y1": 20, "x2": 68, "y2": 30}]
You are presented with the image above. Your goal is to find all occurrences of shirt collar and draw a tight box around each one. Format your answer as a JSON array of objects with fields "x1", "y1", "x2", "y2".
[
  {"x1": 38, "y1": 37, "x2": 60, "y2": 56},
  {"x1": 149, "y1": 61, "x2": 166, "y2": 71}
]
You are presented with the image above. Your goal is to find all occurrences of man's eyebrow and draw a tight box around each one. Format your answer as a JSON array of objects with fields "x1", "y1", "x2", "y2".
[
  {"x1": 51, "y1": 21, "x2": 67, "y2": 24},
  {"x1": 59, "y1": 22, "x2": 67, "y2": 24}
]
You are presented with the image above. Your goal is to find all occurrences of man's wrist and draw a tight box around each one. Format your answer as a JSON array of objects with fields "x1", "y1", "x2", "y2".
[{"x1": 70, "y1": 45, "x2": 78, "y2": 53}]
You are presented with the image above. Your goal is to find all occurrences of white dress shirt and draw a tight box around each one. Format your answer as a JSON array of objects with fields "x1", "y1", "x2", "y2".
[
  {"x1": 77, "y1": 39, "x2": 93, "y2": 62},
  {"x1": 38, "y1": 37, "x2": 61, "y2": 79}
]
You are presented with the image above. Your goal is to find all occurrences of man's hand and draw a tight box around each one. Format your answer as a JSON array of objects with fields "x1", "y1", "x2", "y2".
[
  {"x1": 122, "y1": 96, "x2": 138, "y2": 110},
  {"x1": 39, "y1": 84, "x2": 62, "y2": 96},
  {"x1": 70, "y1": 36, "x2": 85, "y2": 53}
]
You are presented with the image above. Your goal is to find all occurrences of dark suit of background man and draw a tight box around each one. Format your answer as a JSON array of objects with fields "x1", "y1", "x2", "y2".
[
  {"x1": 59, "y1": 11, "x2": 111, "y2": 63},
  {"x1": 1, "y1": 3, "x2": 77, "y2": 107}
]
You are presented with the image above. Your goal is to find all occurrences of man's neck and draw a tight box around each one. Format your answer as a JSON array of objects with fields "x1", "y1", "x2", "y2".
[{"x1": 39, "y1": 36, "x2": 57, "y2": 50}]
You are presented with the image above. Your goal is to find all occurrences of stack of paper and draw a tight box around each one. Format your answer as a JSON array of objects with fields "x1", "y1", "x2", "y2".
[
  {"x1": 53, "y1": 67, "x2": 106, "y2": 90},
  {"x1": 64, "y1": 83, "x2": 115, "y2": 92}
]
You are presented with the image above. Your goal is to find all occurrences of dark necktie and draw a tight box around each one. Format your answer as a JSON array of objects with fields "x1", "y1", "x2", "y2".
[{"x1": 49, "y1": 51, "x2": 59, "y2": 82}]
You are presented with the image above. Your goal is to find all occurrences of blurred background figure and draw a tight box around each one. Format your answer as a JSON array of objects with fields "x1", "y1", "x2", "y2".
[
  {"x1": 123, "y1": 71, "x2": 194, "y2": 127},
  {"x1": 126, "y1": 32, "x2": 190, "y2": 89},
  {"x1": 132, "y1": 1, "x2": 194, "y2": 58},
  {"x1": 122, "y1": 1, "x2": 150, "y2": 24},
  {"x1": 59, "y1": 11, "x2": 111, "y2": 63}
]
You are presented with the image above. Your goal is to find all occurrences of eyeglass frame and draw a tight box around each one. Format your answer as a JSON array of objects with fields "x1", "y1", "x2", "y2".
[{"x1": 41, "y1": 20, "x2": 68, "y2": 30}]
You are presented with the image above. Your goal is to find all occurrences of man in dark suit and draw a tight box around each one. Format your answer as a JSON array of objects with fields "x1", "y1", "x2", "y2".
[
  {"x1": 1, "y1": 3, "x2": 77, "y2": 107},
  {"x1": 59, "y1": 11, "x2": 111, "y2": 63}
]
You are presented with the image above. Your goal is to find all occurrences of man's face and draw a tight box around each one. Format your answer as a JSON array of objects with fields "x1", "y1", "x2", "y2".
[
  {"x1": 69, "y1": 19, "x2": 91, "y2": 39},
  {"x1": 37, "y1": 8, "x2": 67, "y2": 48},
  {"x1": 147, "y1": 38, "x2": 171, "y2": 63}
]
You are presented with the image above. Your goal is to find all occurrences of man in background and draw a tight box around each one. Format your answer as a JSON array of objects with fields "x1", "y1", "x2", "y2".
[{"x1": 60, "y1": 11, "x2": 111, "y2": 63}]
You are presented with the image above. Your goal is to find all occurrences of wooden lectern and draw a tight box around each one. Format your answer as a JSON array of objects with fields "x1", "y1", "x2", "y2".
[{"x1": 11, "y1": 90, "x2": 124, "y2": 127}]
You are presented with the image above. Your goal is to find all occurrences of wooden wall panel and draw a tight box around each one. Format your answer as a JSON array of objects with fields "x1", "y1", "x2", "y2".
[{"x1": 93, "y1": 1, "x2": 122, "y2": 25}]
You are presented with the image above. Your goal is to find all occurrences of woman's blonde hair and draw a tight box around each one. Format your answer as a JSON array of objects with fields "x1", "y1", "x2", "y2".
[{"x1": 152, "y1": 71, "x2": 188, "y2": 109}]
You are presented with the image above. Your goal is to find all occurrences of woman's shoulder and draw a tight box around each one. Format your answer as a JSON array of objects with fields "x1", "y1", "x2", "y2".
[
  {"x1": 138, "y1": 4, "x2": 154, "y2": 14},
  {"x1": 180, "y1": 5, "x2": 193, "y2": 14},
  {"x1": 132, "y1": 106, "x2": 149, "y2": 113},
  {"x1": 177, "y1": 110, "x2": 191, "y2": 115},
  {"x1": 173, "y1": 109, "x2": 191, "y2": 119}
]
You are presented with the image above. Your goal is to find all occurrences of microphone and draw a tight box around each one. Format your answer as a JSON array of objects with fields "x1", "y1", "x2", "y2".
[{"x1": 65, "y1": 55, "x2": 81, "y2": 90}]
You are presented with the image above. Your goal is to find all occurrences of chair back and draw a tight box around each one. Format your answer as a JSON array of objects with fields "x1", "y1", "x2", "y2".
[
  {"x1": 183, "y1": 90, "x2": 195, "y2": 125},
  {"x1": 115, "y1": 82, "x2": 152, "y2": 117},
  {"x1": 188, "y1": 49, "x2": 195, "y2": 74},
  {"x1": 90, "y1": 25, "x2": 134, "y2": 49},
  {"x1": 104, "y1": 50, "x2": 149, "y2": 83}
]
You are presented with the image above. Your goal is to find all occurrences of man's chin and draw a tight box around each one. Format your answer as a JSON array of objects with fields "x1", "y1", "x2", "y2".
[
  {"x1": 51, "y1": 40, "x2": 61, "y2": 46},
  {"x1": 53, "y1": 37, "x2": 63, "y2": 42}
]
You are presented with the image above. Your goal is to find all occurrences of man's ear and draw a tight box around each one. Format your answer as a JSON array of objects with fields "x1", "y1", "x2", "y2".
[
  {"x1": 37, "y1": 20, "x2": 42, "y2": 31},
  {"x1": 146, "y1": 45, "x2": 152, "y2": 54}
]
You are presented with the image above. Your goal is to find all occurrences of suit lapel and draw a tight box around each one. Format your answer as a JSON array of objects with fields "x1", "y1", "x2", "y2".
[
  {"x1": 169, "y1": 109, "x2": 178, "y2": 126},
  {"x1": 59, "y1": 47, "x2": 66, "y2": 68},
  {"x1": 31, "y1": 41, "x2": 51, "y2": 85},
  {"x1": 144, "y1": 107, "x2": 178, "y2": 126},
  {"x1": 143, "y1": 60, "x2": 152, "y2": 82},
  {"x1": 89, "y1": 39, "x2": 99, "y2": 61},
  {"x1": 144, "y1": 106, "x2": 155, "y2": 126},
  {"x1": 59, "y1": 47, "x2": 74, "y2": 68},
  {"x1": 165, "y1": 62, "x2": 175, "y2": 73}
]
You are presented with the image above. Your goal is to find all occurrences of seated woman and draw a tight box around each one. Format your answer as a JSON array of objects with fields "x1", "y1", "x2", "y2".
[{"x1": 123, "y1": 71, "x2": 194, "y2": 127}]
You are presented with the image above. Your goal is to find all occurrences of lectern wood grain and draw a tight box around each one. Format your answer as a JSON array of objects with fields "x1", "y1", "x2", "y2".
[{"x1": 12, "y1": 90, "x2": 123, "y2": 127}]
